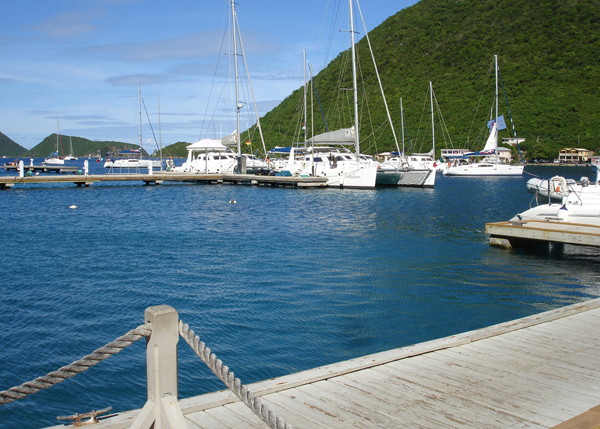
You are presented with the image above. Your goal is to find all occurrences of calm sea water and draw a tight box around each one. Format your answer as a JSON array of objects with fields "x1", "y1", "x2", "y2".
[{"x1": 1, "y1": 160, "x2": 599, "y2": 428}]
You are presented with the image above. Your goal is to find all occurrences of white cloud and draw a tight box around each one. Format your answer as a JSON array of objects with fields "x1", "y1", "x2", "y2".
[{"x1": 29, "y1": 9, "x2": 105, "y2": 39}]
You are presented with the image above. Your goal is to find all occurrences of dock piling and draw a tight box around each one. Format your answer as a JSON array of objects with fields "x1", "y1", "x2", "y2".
[{"x1": 130, "y1": 305, "x2": 187, "y2": 429}]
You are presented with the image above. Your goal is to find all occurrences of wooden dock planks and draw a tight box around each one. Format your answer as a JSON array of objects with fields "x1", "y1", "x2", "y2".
[
  {"x1": 486, "y1": 220, "x2": 600, "y2": 248},
  {"x1": 0, "y1": 172, "x2": 327, "y2": 189},
  {"x1": 54, "y1": 298, "x2": 600, "y2": 429}
]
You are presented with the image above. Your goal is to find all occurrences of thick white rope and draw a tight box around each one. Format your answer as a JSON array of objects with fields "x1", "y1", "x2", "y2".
[
  {"x1": 0, "y1": 325, "x2": 151, "y2": 405},
  {"x1": 179, "y1": 320, "x2": 293, "y2": 429}
]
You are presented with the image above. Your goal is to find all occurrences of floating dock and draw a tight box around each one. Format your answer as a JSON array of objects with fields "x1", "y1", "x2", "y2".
[
  {"x1": 0, "y1": 172, "x2": 327, "y2": 189},
  {"x1": 486, "y1": 220, "x2": 600, "y2": 248},
  {"x1": 1, "y1": 164, "x2": 80, "y2": 174},
  {"x1": 45, "y1": 299, "x2": 600, "y2": 429}
]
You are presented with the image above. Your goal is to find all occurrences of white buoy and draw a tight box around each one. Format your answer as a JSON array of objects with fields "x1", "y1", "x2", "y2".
[{"x1": 69, "y1": 205, "x2": 78, "y2": 209}]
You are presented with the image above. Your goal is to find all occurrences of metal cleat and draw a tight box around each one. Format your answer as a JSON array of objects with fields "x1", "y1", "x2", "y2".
[{"x1": 57, "y1": 406, "x2": 113, "y2": 427}]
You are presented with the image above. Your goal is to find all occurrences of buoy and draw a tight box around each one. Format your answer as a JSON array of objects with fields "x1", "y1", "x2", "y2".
[
  {"x1": 69, "y1": 205, "x2": 78, "y2": 209},
  {"x1": 229, "y1": 198, "x2": 237, "y2": 204}
]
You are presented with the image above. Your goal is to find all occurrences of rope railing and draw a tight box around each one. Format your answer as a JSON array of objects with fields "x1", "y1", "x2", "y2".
[
  {"x1": 179, "y1": 320, "x2": 293, "y2": 429},
  {"x1": 0, "y1": 324, "x2": 151, "y2": 405}
]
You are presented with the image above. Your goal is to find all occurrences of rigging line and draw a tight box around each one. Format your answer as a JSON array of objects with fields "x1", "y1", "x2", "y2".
[
  {"x1": 141, "y1": 96, "x2": 160, "y2": 153},
  {"x1": 355, "y1": 0, "x2": 400, "y2": 154},
  {"x1": 467, "y1": 63, "x2": 492, "y2": 146},
  {"x1": 311, "y1": 72, "x2": 329, "y2": 133},
  {"x1": 199, "y1": 5, "x2": 230, "y2": 139},
  {"x1": 498, "y1": 67, "x2": 524, "y2": 162},
  {"x1": 432, "y1": 89, "x2": 455, "y2": 150},
  {"x1": 402, "y1": 99, "x2": 413, "y2": 154},
  {"x1": 234, "y1": 14, "x2": 267, "y2": 157},
  {"x1": 414, "y1": 84, "x2": 430, "y2": 153}
]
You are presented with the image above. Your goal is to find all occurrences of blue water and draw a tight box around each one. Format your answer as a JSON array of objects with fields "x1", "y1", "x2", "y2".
[{"x1": 1, "y1": 161, "x2": 600, "y2": 428}]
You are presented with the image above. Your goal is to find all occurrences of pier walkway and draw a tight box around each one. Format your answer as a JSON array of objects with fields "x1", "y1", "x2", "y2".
[
  {"x1": 0, "y1": 172, "x2": 327, "y2": 189},
  {"x1": 486, "y1": 220, "x2": 600, "y2": 248},
  {"x1": 46, "y1": 299, "x2": 600, "y2": 429}
]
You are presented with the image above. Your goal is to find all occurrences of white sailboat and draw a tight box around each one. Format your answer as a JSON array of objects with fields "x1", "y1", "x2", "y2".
[
  {"x1": 444, "y1": 55, "x2": 524, "y2": 177},
  {"x1": 64, "y1": 137, "x2": 78, "y2": 161},
  {"x1": 43, "y1": 116, "x2": 65, "y2": 165},
  {"x1": 104, "y1": 84, "x2": 161, "y2": 170},
  {"x1": 351, "y1": 0, "x2": 434, "y2": 188}
]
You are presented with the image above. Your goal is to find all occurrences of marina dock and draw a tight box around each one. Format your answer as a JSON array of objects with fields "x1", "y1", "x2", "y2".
[
  {"x1": 486, "y1": 220, "x2": 600, "y2": 248},
  {"x1": 0, "y1": 172, "x2": 327, "y2": 189},
  {"x1": 43, "y1": 299, "x2": 600, "y2": 429}
]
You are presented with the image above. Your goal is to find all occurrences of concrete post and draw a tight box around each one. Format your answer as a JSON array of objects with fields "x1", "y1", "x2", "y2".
[
  {"x1": 84, "y1": 160, "x2": 89, "y2": 176},
  {"x1": 18, "y1": 161, "x2": 24, "y2": 178},
  {"x1": 148, "y1": 162, "x2": 153, "y2": 175},
  {"x1": 130, "y1": 305, "x2": 187, "y2": 429}
]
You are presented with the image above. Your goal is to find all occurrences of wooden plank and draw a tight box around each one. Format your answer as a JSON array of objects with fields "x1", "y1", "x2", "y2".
[
  {"x1": 374, "y1": 360, "x2": 548, "y2": 428},
  {"x1": 307, "y1": 379, "x2": 420, "y2": 427},
  {"x1": 437, "y1": 348, "x2": 600, "y2": 407},
  {"x1": 336, "y1": 366, "x2": 518, "y2": 429},
  {"x1": 486, "y1": 221, "x2": 600, "y2": 247},
  {"x1": 395, "y1": 353, "x2": 567, "y2": 424},
  {"x1": 204, "y1": 402, "x2": 264, "y2": 428}
]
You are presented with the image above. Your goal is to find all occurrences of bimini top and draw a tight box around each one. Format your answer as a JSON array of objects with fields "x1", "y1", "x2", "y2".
[{"x1": 186, "y1": 139, "x2": 230, "y2": 151}]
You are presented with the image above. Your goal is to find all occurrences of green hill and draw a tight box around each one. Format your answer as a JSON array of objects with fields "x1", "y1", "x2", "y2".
[
  {"x1": 245, "y1": 0, "x2": 600, "y2": 160},
  {"x1": 26, "y1": 135, "x2": 149, "y2": 158},
  {"x1": 0, "y1": 132, "x2": 27, "y2": 157}
]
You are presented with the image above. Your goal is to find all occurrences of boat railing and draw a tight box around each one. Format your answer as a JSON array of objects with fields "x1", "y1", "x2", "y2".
[{"x1": 0, "y1": 305, "x2": 292, "y2": 429}]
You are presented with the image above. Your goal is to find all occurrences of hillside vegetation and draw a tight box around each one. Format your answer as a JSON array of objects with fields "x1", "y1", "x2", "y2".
[
  {"x1": 25, "y1": 135, "x2": 147, "y2": 158},
  {"x1": 245, "y1": 0, "x2": 600, "y2": 160},
  {"x1": 0, "y1": 132, "x2": 27, "y2": 157}
]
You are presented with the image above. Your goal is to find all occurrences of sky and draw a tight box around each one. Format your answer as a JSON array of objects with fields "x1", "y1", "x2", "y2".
[{"x1": 0, "y1": 0, "x2": 419, "y2": 150}]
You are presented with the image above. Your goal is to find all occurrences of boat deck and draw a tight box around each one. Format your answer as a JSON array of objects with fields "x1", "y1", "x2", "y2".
[
  {"x1": 47, "y1": 299, "x2": 600, "y2": 429},
  {"x1": 486, "y1": 220, "x2": 600, "y2": 248}
]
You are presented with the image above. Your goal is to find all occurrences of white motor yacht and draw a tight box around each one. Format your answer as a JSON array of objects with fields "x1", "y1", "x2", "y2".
[{"x1": 172, "y1": 139, "x2": 237, "y2": 174}]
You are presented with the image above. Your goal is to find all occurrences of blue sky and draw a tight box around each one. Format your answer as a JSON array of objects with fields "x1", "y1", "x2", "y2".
[{"x1": 0, "y1": 0, "x2": 418, "y2": 150}]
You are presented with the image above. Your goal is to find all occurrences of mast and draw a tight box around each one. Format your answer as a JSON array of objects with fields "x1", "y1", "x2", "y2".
[
  {"x1": 495, "y1": 54, "x2": 498, "y2": 127},
  {"x1": 232, "y1": 0, "x2": 241, "y2": 157},
  {"x1": 138, "y1": 83, "x2": 142, "y2": 160},
  {"x1": 494, "y1": 54, "x2": 499, "y2": 157},
  {"x1": 400, "y1": 97, "x2": 405, "y2": 155},
  {"x1": 430, "y1": 81, "x2": 435, "y2": 159},
  {"x1": 56, "y1": 114, "x2": 59, "y2": 155},
  {"x1": 349, "y1": 0, "x2": 360, "y2": 157},
  {"x1": 303, "y1": 49, "x2": 308, "y2": 144},
  {"x1": 158, "y1": 88, "x2": 163, "y2": 170}
]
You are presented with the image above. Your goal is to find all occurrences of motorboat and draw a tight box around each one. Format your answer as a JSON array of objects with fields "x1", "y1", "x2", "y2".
[
  {"x1": 172, "y1": 139, "x2": 237, "y2": 174},
  {"x1": 512, "y1": 173, "x2": 600, "y2": 226},
  {"x1": 104, "y1": 158, "x2": 162, "y2": 169},
  {"x1": 526, "y1": 175, "x2": 587, "y2": 203}
]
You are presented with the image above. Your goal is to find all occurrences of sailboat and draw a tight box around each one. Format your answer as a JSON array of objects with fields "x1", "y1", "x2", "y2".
[
  {"x1": 377, "y1": 83, "x2": 439, "y2": 186},
  {"x1": 444, "y1": 55, "x2": 524, "y2": 176},
  {"x1": 64, "y1": 137, "x2": 78, "y2": 161},
  {"x1": 175, "y1": 0, "x2": 268, "y2": 175},
  {"x1": 104, "y1": 84, "x2": 162, "y2": 170},
  {"x1": 43, "y1": 116, "x2": 65, "y2": 165}
]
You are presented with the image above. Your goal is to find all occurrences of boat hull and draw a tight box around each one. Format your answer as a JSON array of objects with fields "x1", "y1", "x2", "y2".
[
  {"x1": 444, "y1": 163, "x2": 524, "y2": 176},
  {"x1": 105, "y1": 159, "x2": 162, "y2": 169},
  {"x1": 376, "y1": 168, "x2": 436, "y2": 187}
]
